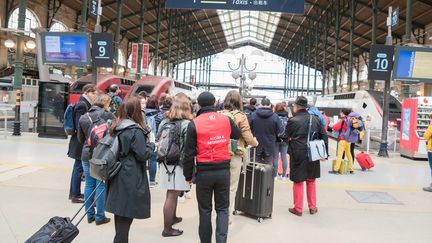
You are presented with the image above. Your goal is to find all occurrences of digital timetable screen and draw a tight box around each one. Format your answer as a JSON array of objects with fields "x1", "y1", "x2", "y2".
[
  {"x1": 393, "y1": 46, "x2": 432, "y2": 82},
  {"x1": 41, "y1": 32, "x2": 90, "y2": 66}
]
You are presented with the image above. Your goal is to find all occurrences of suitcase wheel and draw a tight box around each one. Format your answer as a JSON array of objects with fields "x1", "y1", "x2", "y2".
[
  {"x1": 361, "y1": 167, "x2": 366, "y2": 171},
  {"x1": 257, "y1": 218, "x2": 263, "y2": 223},
  {"x1": 233, "y1": 210, "x2": 238, "y2": 216}
]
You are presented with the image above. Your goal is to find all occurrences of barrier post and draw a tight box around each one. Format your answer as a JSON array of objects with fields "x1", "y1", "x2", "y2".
[
  {"x1": 366, "y1": 129, "x2": 371, "y2": 153},
  {"x1": 394, "y1": 128, "x2": 398, "y2": 153}
]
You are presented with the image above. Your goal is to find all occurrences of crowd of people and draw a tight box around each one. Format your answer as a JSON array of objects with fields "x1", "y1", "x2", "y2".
[{"x1": 67, "y1": 83, "x2": 382, "y2": 243}]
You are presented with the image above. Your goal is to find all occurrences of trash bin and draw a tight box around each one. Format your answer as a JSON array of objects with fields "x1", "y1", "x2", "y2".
[{"x1": 37, "y1": 81, "x2": 69, "y2": 139}]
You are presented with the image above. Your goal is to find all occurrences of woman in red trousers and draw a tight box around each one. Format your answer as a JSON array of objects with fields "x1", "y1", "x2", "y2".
[{"x1": 285, "y1": 96, "x2": 328, "y2": 216}]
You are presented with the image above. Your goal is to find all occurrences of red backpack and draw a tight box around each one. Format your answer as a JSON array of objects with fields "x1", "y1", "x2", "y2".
[{"x1": 86, "y1": 113, "x2": 109, "y2": 149}]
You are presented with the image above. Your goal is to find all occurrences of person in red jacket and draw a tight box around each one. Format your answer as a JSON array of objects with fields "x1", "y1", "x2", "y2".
[
  {"x1": 321, "y1": 110, "x2": 329, "y2": 131},
  {"x1": 182, "y1": 92, "x2": 241, "y2": 243}
]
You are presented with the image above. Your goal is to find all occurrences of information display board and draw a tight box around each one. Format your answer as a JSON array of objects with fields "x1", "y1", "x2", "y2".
[
  {"x1": 41, "y1": 32, "x2": 90, "y2": 66},
  {"x1": 91, "y1": 32, "x2": 114, "y2": 67},
  {"x1": 368, "y1": 44, "x2": 394, "y2": 81},
  {"x1": 166, "y1": 0, "x2": 304, "y2": 14},
  {"x1": 393, "y1": 46, "x2": 432, "y2": 82}
]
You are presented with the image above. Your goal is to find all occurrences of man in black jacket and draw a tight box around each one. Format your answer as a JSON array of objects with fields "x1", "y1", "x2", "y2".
[
  {"x1": 250, "y1": 98, "x2": 282, "y2": 165},
  {"x1": 183, "y1": 91, "x2": 241, "y2": 243},
  {"x1": 286, "y1": 96, "x2": 328, "y2": 216},
  {"x1": 67, "y1": 84, "x2": 97, "y2": 203}
]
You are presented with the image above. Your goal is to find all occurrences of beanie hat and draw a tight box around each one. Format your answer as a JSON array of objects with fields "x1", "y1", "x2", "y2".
[
  {"x1": 197, "y1": 91, "x2": 216, "y2": 107},
  {"x1": 294, "y1": 96, "x2": 308, "y2": 108}
]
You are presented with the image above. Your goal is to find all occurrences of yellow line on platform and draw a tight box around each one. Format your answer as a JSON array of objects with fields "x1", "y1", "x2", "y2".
[{"x1": 0, "y1": 162, "x2": 68, "y2": 170}]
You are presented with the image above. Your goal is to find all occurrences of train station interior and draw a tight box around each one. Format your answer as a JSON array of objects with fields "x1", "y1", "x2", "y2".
[{"x1": 1, "y1": 0, "x2": 432, "y2": 242}]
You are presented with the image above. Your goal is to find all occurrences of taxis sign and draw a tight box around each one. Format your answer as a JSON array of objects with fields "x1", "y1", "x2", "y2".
[{"x1": 165, "y1": 0, "x2": 304, "y2": 14}]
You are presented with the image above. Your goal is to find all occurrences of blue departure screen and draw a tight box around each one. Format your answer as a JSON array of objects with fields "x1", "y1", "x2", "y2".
[
  {"x1": 43, "y1": 33, "x2": 89, "y2": 65},
  {"x1": 395, "y1": 50, "x2": 415, "y2": 79},
  {"x1": 394, "y1": 46, "x2": 432, "y2": 82}
]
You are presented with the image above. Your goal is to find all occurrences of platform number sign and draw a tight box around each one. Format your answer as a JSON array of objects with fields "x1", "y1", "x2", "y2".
[
  {"x1": 91, "y1": 33, "x2": 114, "y2": 68},
  {"x1": 368, "y1": 44, "x2": 394, "y2": 81},
  {"x1": 89, "y1": 0, "x2": 98, "y2": 17},
  {"x1": 391, "y1": 8, "x2": 399, "y2": 29}
]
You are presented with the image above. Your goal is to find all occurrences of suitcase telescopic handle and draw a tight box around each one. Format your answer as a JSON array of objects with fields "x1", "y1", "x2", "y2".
[{"x1": 250, "y1": 147, "x2": 257, "y2": 200}]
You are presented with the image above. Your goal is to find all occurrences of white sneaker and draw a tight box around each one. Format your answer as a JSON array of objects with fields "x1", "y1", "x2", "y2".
[
  {"x1": 178, "y1": 196, "x2": 186, "y2": 203},
  {"x1": 185, "y1": 191, "x2": 192, "y2": 199},
  {"x1": 274, "y1": 177, "x2": 279, "y2": 182}
]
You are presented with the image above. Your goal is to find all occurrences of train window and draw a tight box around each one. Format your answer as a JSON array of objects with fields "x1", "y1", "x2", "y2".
[
  {"x1": 362, "y1": 103, "x2": 367, "y2": 109},
  {"x1": 25, "y1": 79, "x2": 31, "y2": 85},
  {"x1": 32, "y1": 80, "x2": 38, "y2": 86},
  {"x1": 334, "y1": 93, "x2": 355, "y2": 100}
]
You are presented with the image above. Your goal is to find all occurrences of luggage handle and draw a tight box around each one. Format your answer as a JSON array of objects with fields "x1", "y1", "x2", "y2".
[
  {"x1": 242, "y1": 146, "x2": 256, "y2": 199},
  {"x1": 71, "y1": 181, "x2": 105, "y2": 227},
  {"x1": 250, "y1": 147, "x2": 256, "y2": 200}
]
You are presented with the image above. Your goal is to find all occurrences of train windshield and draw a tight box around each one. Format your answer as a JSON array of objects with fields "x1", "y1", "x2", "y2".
[
  {"x1": 133, "y1": 85, "x2": 154, "y2": 96},
  {"x1": 368, "y1": 91, "x2": 402, "y2": 115}
]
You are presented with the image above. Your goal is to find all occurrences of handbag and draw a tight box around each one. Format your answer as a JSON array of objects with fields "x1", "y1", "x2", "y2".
[{"x1": 307, "y1": 115, "x2": 328, "y2": 162}]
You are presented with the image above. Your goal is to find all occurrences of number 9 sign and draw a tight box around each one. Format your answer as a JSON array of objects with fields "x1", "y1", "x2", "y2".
[{"x1": 91, "y1": 33, "x2": 114, "y2": 67}]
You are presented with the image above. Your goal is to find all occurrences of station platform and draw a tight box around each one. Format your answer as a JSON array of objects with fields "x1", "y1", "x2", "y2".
[{"x1": 0, "y1": 134, "x2": 431, "y2": 243}]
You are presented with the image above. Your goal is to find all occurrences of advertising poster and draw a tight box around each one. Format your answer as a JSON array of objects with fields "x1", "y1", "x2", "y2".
[{"x1": 402, "y1": 108, "x2": 411, "y2": 141}]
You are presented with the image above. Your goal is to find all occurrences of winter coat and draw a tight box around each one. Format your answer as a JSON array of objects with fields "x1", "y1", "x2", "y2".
[
  {"x1": 286, "y1": 110, "x2": 328, "y2": 183},
  {"x1": 332, "y1": 118, "x2": 348, "y2": 141},
  {"x1": 275, "y1": 111, "x2": 289, "y2": 143},
  {"x1": 308, "y1": 106, "x2": 326, "y2": 129},
  {"x1": 105, "y1": 119, "x2": 155, "y2": 219},
  {"x1": 221, "y1": 109, "x2": 258, "y2": 149},
  {"x1": 77, "y1": 106, "x2": 115, "y2": 162},
  {"x1": 67, "y1": 96, "x2": 91, "y2": 160},
  {"x1": 250, "y1": 107, "x2": 282, "y2": 157},
  {"x1": 424, "y1": 123, "x2": 432, "y2": 151}
]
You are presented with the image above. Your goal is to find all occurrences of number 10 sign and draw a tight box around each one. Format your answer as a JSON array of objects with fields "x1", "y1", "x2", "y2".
[{"x1": 368, "y1": 44, "x2": 395, "y2": 81}]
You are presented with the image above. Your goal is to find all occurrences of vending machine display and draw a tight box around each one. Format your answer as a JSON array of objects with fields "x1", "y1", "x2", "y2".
[{"x1": 400, "y1": 97, "x2": 432, "y2": 159}]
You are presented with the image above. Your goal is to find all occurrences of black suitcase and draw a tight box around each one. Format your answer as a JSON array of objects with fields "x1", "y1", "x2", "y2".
[
  {"x1": 234, "y1": 148, "x2": 274, "y2": 223},
  {"x1": 25, "y1": 183, "x2": 104, "y2": 243}
]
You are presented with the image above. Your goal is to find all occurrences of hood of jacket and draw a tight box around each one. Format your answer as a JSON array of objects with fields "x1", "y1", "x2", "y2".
[
  {"x1": 276, "y1": 111, "x2": 288, "y2": 117},
  {"x1": 144, "y1": 108, "x2": 158, "y2": 116},
  {"x1": 116, "y1": 119, "x2": 139, "y2": 131},
  {"x1": 256, "y1": 107, "x2": 274, "y2": 118},
  {"x1": 308, "y1": 106, "x2": 321, "y2": 117}
]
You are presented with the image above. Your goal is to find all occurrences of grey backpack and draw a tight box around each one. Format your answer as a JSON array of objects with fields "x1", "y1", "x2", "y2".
[{"x1": 89, "y1": 132, "x2": 122, "y2": 181}]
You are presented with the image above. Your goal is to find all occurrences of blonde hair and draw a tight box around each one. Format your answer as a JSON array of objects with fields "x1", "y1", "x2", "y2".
[
  {"x1": 93, "y1": 93, "x2": 111, "y2": 108},
  {"x1": 167, "y1": 96, "x2": 194, "y2": 121}
]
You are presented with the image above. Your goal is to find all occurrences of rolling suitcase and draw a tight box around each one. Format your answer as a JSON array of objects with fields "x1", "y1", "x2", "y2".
[
  {"x1": 25, "y1": 183, "x2": 104, "y2": 243},
  {"x1": 234, "y1": 147, "x2": 274, "y2": 223},
  {"x1": 356, "y1": 152, "x2": 374, "y2": 170}
]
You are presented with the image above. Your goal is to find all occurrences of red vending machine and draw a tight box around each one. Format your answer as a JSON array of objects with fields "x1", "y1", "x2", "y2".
[{"x1": 400, "y1": 97, "x2": 432, "y2": 159}]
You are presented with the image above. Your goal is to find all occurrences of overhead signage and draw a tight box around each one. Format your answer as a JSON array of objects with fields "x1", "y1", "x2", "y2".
[
  {"x1": 91, "y1": 33, "x2": 113, "y2": 68},
  {"x1": 166, "y1": 0, "x2": 305, "y2": 14},
  {"x1": 393, "y1": 46, "x2": 432, "y2": 82},
  {"x1": 131, "y1": 43, "x2": 138, "y2": 69},
  {"x1": 368, "y1": 44, "x2": 394, "y2": 81},
  {"x1": 41, "y1": 32, "x2": 90, "y2": 66},
  {"x1": 89, "y1": 0, "x2": 99, "y2": 18},
  {"x1": 142, "y1": 43, "x2": 150, "y2": 70},
  {"x1": 391, "y1": 8, "x2": 399, "y2": 29}
]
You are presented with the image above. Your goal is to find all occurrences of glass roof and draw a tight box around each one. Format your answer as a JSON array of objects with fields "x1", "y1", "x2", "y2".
[{"x1": 217, "y1": 10, "x2": 281, "y2": 48}]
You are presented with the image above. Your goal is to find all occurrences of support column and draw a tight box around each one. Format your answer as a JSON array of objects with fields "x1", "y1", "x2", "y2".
[
  {"x1": 284, "y1": 59, "x2": 288, "y2": 98},
  {"x1": 323, "y1": 9, "x2": 328, "y2": 95},
  {"x1": 166, "y1": 10, "x2": 173, "y2": 77},
  {"x1": 297, "y1": 48, "x2": 301, "y2": 97},
  {"x1": 301, "y1": 40, "x2": 305, "y2": 96},
  {"x1": 348, "y1": 0, "x2": 356, "y2": 92},
  {"x1": 12, "y1": 0, "x2": 27, "y2": 136},
  {"x1": 154, "y1": 0, "x2": 162, "y2": 76},
  {"x1": 405, "y1": 0, "x2": 412, "y2": 43},
  {"x1": 114, "y1": 0, "x2": 123, "y2": 75},
  {"x1": 370, "y1": 0, "x2": 378, "y2": 90},
  {"x1": 333, "y1": 0, "x2": 340, "y2": 94},
  {"x1": 314, "y1": 18, "x2": 318, "y2": 95},
  {"x1": 307, "y1": 25, "x2": 311, "y2": 95},
  {"x1": 136, "y1": 0, "x2": 145, "y2": 80}
]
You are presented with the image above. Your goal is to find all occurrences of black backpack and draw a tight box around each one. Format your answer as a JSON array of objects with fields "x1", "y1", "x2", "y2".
[
  {"x1": 156, "y1": 121, "x2": 182, "y2": 165},
  {"x1": 89, "y1": 131, "x2": 122, "y2": 181}
]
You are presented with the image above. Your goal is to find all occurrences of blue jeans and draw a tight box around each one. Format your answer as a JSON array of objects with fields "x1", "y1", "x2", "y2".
[
  {"x1": 273, "y1": 142, "x2": 288, "y2": 177},
  {"x1": 149, "y1": 152, "x2": 158, "y2": 182},
  {"x1": 69, "y1": 159, "x2": 83, "y2": 198},
  {"x1": 82, "y1": 161, "x2": 106, "y2": 221},
  {"x1": 428, "y1": 152, "x2": 432, "y2": 177}
]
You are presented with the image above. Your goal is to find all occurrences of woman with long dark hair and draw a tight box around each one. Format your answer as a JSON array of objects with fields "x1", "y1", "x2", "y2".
[{"x1": 105, "y1": 97, "x2": 155, "y2": 243}]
